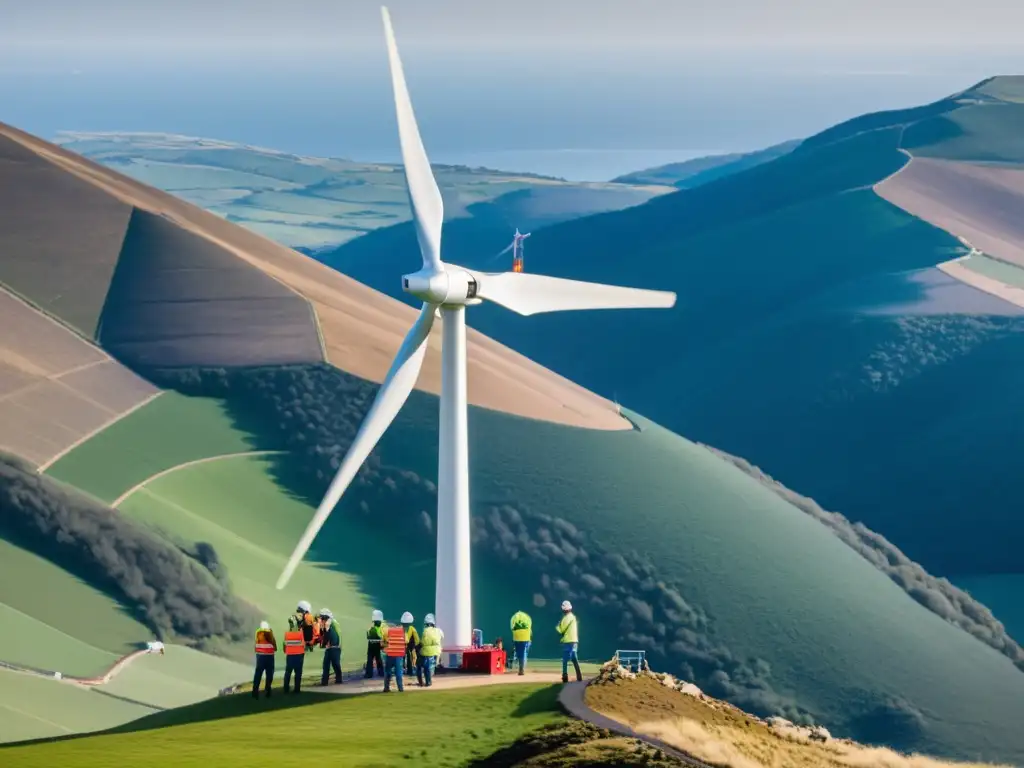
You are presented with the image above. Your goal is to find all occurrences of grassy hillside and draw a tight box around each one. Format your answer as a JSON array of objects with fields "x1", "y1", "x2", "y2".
[
  {"x1": 99, "y1": 645, "x2": 250, "y2": 710},
  {"x1": 42, "y1": 362, "x2": 1016, "y2": 765},
  {"x1": 2, "y1": 682, "x2": 570, "y2": 767},
  {"x1": 5, "y1": 90, "x2": 1024, "y2": 762},
  {"x1": 612, "y1": 140, "x2": 800, "y2": 188},
  {"x1": 45, "y1": 392, "x2": 272, "y2": 504},
  {"x1": 0, "y1": 670, "x2": 157, "y2": 744},
  {"x1": 0, "y1": 539, "x2": 147, "y2": 677},
  {"x1": 322, "y1": 77, "x2": 1024, "y2": 588}
]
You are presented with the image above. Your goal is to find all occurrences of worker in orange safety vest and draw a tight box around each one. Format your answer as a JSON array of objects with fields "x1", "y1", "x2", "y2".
[
  {"x1": 383, "y1": 621, "x2": 407, "y2": 692},
  {"x1": 253, "y1": 621, "x2": 277, "y2": 699},
  {"x1": 283, "y1": 614, "x2": 307, "y2": 694}
]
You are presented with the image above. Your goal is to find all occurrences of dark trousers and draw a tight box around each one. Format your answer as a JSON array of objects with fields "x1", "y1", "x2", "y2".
[
  {"x1": 365, "y1": 643, "x2": 383, "y2": 677},
  {"x1": 253, "y1": 654, "x2": 274, "y2": 697},
  {"x1": 421, "y1": 656, "x2": 436, "y2": 687},
  {"x1": 384, "y1": 655, "x2": 404, "y2": 692},
  {"x1": 514, "y1": 641, "x2": 531, "y2": 674},
  {"x1": 405, "y1": 648, "x2": 416, "y2": 675},
  {"x1": 284, "y1": 654, "x2": 304, "y2": 692},
  {"x1": 322, "y1": 647, "x2": 342, "y2": 685}
]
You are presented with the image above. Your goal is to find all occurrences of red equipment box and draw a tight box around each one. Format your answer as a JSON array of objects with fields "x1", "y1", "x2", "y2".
[{"x1": 461, "y1": 647, "x2": 506, "y2": 675}]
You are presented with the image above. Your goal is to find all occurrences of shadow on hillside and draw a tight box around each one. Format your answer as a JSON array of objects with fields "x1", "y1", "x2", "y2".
[
  {"x1": 511, "y1": 685, "x2": 563, "y2": 718},
  {"x1": 0, "y1": 691, "x2": 342, "y2": 751}
]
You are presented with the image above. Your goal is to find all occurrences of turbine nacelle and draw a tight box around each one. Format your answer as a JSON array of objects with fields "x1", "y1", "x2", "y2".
[{"x1": 402, "y1": 265, "x2": 479, "y2": 306}]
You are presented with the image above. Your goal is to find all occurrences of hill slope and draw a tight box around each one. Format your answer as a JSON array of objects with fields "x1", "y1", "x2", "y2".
[
  {"x1": 4, "y1": 121, "x2": 1024, "y2": 763},
  {"x1": 612, "y1": 140, "x2": 800, "y2": 188},
  {"x1": 323, "y1": 77, "x2": 1024, "y2": 589},
  {"x1": 56, "y1": 131, "x2": 671, "y2": 254}
]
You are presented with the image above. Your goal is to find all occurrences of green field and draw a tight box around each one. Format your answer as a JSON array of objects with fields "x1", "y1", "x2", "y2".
[
  {"x1": 45, "y1": 392, "x2": 274, "y2": 504},
  {"x1": 2, "y1": 682, "x2": 567, "y2": 767},
  {"x1": 100, "y1": 645, "x2": 251, "y2": 710},
  {"x1": 904, "y1": 102, "x2": 1024, "y2": 163},
  {"x1": 0, "y1": 644, "x2": 251, "y2": 746},
  {"x1": 102, "y1": 159, "x2": 302, "y2": 193},
  {"x1": 113, "y1": 450, "x2": 564, "y2": 663},
  {"x1": 959, "y1": 253, "x2": 1024, "y2": 287},
  {"x1": 0, "y1": 539, "x2": 149, "y2": 676},
  {"x1": 116, "y1": 454, "x2": 376, "y2": 649},
  {"x1": 0, "y1": 669, "x2": 157, "y2": 744}
]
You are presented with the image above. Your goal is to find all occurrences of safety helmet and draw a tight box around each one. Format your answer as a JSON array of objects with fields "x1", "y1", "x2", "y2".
[
  {"x1": 319, "y1": 608, "x2": 332, "y2": 619},
  {"x1": 371, "y1": 609, "x2": 384, "y2": 622},
  {"x1": 259, "y1": 620, "x2": 270, "y2": 630},
  {"x1": 424, "y1": 613, "x2": 435, "y2": 625},
  {"x1": 400, "y1": 611, "x2": 414, "y2": 624},
  {"x1": 297, "y1": 600, "x2": 312, "y2": 613},
  {"x1": 561, "y1": 600, "x2": 572, "y2": 611}
]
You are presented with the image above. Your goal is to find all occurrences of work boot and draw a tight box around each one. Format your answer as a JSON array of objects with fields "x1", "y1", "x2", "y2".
[
  {"x1": 561, "y1": 674, "x2": 569, "y2": 683},
  {"x1": 518, "y1": 669, "x2": 525, "y2": 676},
  {"x1": 252, "y1": 689, "x2": 259, "y2": 699},
  {"x1": 576, "y1": 673, "x2": 583, "y2": 682}
]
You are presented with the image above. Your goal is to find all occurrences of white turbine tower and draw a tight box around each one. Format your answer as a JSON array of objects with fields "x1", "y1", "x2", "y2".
[{"x1": 276, "y1": 6, "x2": 677, "y2": 648}]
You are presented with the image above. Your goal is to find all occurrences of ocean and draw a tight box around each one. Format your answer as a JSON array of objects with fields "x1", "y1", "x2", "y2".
[{"x1": 2, "y1": 47, "x2": 1020, "y2": 181}]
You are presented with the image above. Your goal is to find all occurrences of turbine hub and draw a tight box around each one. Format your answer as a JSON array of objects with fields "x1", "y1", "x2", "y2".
[{"x1": 403, "y1": 266, "x2": 478, "y2": 306}]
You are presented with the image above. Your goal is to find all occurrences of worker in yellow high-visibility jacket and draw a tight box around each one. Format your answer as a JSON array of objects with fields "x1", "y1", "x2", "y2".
[
  {"x1": 556, "y1": 600, "x2": 582, "y2": 683},
  {"x1": 418, "y1": 614, "x2": 443, "y2": 687},
  {"x1": 509, "y1": 610, "x2": 532, "y2": 676}
]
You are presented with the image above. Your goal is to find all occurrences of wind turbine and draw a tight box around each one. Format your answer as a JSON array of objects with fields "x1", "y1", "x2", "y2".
[
  {"x1": 276, "y1": 6, "x2": 677, "y2": 648},
  {"x1": 493, "y1": 228, "x2": 531, "y2": 272}
]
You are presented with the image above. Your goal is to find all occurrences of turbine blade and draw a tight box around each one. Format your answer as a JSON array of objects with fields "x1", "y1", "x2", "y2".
[
  {"x1": 276, "y1": 302, "x2": 437, "y2": 589},
  {"x1": 487, "y1": 242, "x2": 515, "y2": 263},
  {"x1": 381, "y1": 6, "x2": 444, "y2": 271},
  {"x1": 466, "y1": 269, "x2": 676, "y2": 316}
]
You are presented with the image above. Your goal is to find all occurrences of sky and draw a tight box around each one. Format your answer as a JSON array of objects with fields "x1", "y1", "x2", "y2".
[
  {"x1": 2, "y1": 0, "x2": 1024, "y2": 179},
  {"x1": 4, "y1": 0, "x2": 1024, "y2": 53}
]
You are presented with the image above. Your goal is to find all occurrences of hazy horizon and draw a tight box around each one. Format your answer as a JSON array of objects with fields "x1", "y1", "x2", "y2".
[{"x1": 4, "y1": 1, "x2": 1024, "y2": 180}]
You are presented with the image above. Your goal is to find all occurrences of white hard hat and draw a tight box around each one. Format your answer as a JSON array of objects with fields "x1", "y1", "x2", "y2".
[
  {"x1": 297, "y1": 600, "x2": 311, "y2": 613},
  {"x1": 561, "y1": 600, "x2": 572, "y2": 611},
  {"x1": 319, "y1": 608, "x2": 332, "y2": 619},
  {"x1": 401, "y1": 611, "x2": 414, "y2": 624},
  {"x1": 372, "y1": 609, "x2": 384, "y2": 622},
  {"x1": 424, "y1": 613, "x2": 435, "y2": 625},
  {"x1": 259, "y1": 620, "x2": 270, "y2": 630}
]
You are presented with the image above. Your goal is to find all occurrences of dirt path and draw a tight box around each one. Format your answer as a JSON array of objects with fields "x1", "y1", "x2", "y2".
[
  {"x1": 558, "y1": 682, "x2": 712, "y2": 767},
  {"x1": 0, "y1": 648, "x2": 151, "y2": 688},
  {"x1": 110, "y1": 450, "x2": 286, "y2": 508}
]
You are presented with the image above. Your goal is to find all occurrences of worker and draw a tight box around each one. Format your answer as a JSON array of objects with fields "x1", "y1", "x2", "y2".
[
  {"x1": 556, "y1": 600, "x2": 582, "y2": 683},
  {"x1": 510, "y1": 609, "x2": 533, "y2": 676},
  {"x1": 253, "y1": 620, "x2": 277, "y2": 699},
  {"x1": 283, "y1": 606, "x2": 308, "y2": 694},
  {"x1": 418, "y1": 613, "x2": 443, "y2": 687},
  {"x1": 288, "y1": 599, "x2": 317, "y2": 652},
  {"x1": 400, "y1": 611, "x2": 419, "y2": 676},
  {"x1": 319, "y1": 608, "x2": 343, "y2": 686},
  {"x1": 383, "y1": 619, "x2": 407, "y2": 692},
  {"x1": 365, "y1": 609, "x2": 386, "y2": 678}
]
